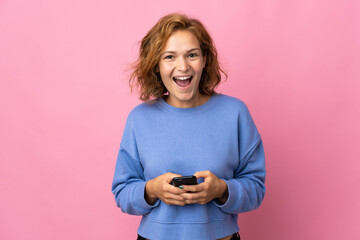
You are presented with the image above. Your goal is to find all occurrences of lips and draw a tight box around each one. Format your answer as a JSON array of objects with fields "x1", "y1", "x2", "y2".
[{"x1": 172, "y1": 76, "x2": 193, "y2": 88}]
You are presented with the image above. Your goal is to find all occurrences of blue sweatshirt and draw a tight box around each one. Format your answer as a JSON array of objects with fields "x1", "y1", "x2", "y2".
[{"x1": 112, "y1": 94, "x2": 266, "y2": 240}]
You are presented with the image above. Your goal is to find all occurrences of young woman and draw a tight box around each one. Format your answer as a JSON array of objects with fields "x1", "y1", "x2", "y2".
[{"x1": 112, "y1": 13, "x2": 266, "y2": 240}]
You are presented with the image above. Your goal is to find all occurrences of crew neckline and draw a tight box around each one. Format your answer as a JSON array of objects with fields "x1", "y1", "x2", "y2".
[{"x1": 156, "y1": 93, "x2": 220, "y2": 116}]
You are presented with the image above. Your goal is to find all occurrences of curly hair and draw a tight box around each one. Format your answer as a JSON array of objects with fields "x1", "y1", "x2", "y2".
[{"x1": 129, "y1": 13, "x2": 227, "y2": 102}]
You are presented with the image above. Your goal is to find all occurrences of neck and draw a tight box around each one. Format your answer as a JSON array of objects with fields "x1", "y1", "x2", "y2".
[{"x1": 165, "y1": 94, "x2": 211, "y2": 108}]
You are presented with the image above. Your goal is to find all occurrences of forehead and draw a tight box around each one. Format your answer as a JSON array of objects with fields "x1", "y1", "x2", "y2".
[{"x1": 163, "y1": 30, "x2": 201, "y2": 51}]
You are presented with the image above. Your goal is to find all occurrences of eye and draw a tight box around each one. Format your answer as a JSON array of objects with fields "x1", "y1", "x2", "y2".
[
  {"x1": 189, "y1": 53, "x2": 197, "y2": 58},
  {"x1": 164, "y1": 55, "x2": 174, "y2": 60}
]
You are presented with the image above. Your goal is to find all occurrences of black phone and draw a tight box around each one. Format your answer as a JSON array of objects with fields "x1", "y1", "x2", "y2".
[{"x1": 172, "y1": 175, "x2": 198, "y2": 187}]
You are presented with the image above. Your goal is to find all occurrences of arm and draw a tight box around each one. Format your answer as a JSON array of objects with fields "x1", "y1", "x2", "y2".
[
  {"x1": 214, "y1": 138, "x2": 266, "y2": 213},
  {"x1": 111, "y1": 110, "x2": 162, "y2": 215},
  {"x1": 180, "y1": 139, "x2": 265, "y2": 213},
  {"x1": 112, "y1": 147, "x2": 160, "y2": 215},
  {"x1": 181, "y1": 102, "x2": 266, "y2": 213},
  {"x1": 211, "y1": 101, "x2": 266, "y2": 213}
]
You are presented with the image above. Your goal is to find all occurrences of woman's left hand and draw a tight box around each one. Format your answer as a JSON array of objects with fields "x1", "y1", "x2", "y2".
[{"x1": 180, "y1": 171, "x2": 229, "y2": 205}]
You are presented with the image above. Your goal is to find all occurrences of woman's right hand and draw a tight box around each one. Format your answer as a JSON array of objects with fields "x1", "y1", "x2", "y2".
[{"x1": 145, "y1": 172, "x2": 186, "y2": 206}]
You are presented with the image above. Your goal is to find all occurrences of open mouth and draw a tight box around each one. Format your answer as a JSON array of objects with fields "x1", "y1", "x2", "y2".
[{"x1": 172, "y1": 76, "x2": 193, "y2": 88}]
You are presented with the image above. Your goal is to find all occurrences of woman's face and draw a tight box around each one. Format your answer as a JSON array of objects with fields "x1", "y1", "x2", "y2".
[{"x1": 158, "y1": 30, "x2": 206, "y2": 108}]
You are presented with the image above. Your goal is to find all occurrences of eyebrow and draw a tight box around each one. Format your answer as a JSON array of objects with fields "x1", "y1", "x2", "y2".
[{"x1": 161, "y1": 48, "x2": 201, "y2": 55}]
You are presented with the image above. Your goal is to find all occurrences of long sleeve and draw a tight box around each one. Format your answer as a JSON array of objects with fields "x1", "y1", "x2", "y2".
[
  {"x1": 111, "y1": 95, "x2": 265, "y2": 239},
  {"x1": 214, "y1": 103, "x2": 266, "y2": 214},
  {"x1": 111, "y1": 113, "x2": 160, "y2": 215}
]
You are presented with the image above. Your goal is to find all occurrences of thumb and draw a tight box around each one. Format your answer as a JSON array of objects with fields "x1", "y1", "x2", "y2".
[
  {"x1": 165, "y1": 172, "x2": 182, "y2": 183},
  {"x1": 193, "y1": 170, "x2": 211, "y2": 179}
]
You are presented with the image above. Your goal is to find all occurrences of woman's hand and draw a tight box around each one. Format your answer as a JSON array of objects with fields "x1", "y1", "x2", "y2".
[
  {"x1": 180, "y1": 171, "x2": 229, "y2": 205},
  {"x1": 145, "y1": 172, "x2": 186, "y2": 206}
]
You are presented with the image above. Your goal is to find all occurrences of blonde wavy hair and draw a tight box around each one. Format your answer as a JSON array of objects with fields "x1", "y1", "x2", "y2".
[{"x1": 129, "y1": 13, "x2": 227, "y2": 101}]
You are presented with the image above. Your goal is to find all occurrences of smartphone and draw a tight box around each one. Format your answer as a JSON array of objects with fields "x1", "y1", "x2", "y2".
[{"x1": 172, "y1": 175, "x2": 198, "y2": 187}]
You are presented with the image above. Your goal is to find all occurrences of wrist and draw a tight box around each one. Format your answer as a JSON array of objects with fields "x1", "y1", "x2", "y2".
[
  {"x1": 216, "y1": 180, "x2": 229, "y2": 204},
  {"x1": 145, "y1": 179, "x2": 157, "y2": 205}
]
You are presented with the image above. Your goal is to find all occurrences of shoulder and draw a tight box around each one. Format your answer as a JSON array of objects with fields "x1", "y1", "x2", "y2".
[
  {"x1": 126, "y1": 100, "x2": 160, "y2": 122},
  {"x1": 213, "y1": 93, "x2": 249, "y2": 113},
  {"x1": 130, "y1": 100, "x2": 157, "y2": 114},
  {"x1": 215, "y1": 93, "x2": 245, "y2": 105}
]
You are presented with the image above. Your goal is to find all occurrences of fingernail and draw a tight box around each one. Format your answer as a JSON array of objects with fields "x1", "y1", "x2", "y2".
[{"x1": 179, "y1": 185, "x2": 183, "y2": 189}]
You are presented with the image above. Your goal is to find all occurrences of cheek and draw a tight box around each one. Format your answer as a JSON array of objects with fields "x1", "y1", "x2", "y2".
[
  {"x1": 195, "y1": 64, "x2": 205, "y2": 76},
  {"x1": 159, "y1": 63, "x2": 173, "y2": 77},
  {"x1": 160, "y1": 71, "x2": 171, "y2": 83},
  {"x1": 159, "y1": 69, "x2": 172, "y2": 86}
]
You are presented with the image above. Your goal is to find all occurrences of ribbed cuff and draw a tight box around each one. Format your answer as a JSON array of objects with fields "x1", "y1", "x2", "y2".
[
  {"x1": 133, "y1": 181, "x2": 160, "y2": 213},
  {"x1": 213, "y1": 179, "x2": 242, "y2": 212}
]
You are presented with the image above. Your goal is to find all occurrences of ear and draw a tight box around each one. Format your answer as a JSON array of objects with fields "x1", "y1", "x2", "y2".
[{"x1": 155, "y1": 65, "x2": 159, "y2": 72}]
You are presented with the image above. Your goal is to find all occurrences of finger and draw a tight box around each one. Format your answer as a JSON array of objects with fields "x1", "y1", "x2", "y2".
[
  {"x1": 165, "y1": 172, "x2": 183, "y2": 184},
  {"x1": 181, "y1": 191, "x2": 203, "y2": 200},
  {"x1": 185, "y1": 198, "x2": 208, "y2": 205},
  {"x1": 193, "y1": 170, "x2": 212, "y2": 179},
  {"x1": 181, "y1": 192, "x2": 209, "y2": 205},
  {"x1": 181, "y1": 184, "x2": 203, "y2": 192},
  {"x1": 182, "y1": 191, "x2": 211, "y2": 205},
  {"x1": 163, "y1": 199, "x2": 186, "y2": 206},
  {"x1": 165, "y1": 184, "x2": 187, "y2": 194},
  {"x1": 163, "y1": 192, "x2": 186, "y2": 201}
]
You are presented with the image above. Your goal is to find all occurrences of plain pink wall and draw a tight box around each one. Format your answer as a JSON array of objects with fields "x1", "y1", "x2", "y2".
[{"x1": 1, "y1": 0, "x2": 359, "y2": 239}]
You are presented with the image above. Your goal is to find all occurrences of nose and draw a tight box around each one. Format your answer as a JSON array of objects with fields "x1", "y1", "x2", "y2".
[{"x1": 176, "y1": 57, "x2": 189, "y2": 72}]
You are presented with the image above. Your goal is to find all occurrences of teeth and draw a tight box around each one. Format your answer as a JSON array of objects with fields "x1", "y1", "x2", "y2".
[{"x1": 174, "y1": 76, "x2": 191, "y2": 81}]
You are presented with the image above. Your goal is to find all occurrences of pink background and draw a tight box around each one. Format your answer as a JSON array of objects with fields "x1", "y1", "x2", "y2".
[{"x1": 1, "y1": 0, "x2": 359, "y2": 239}]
